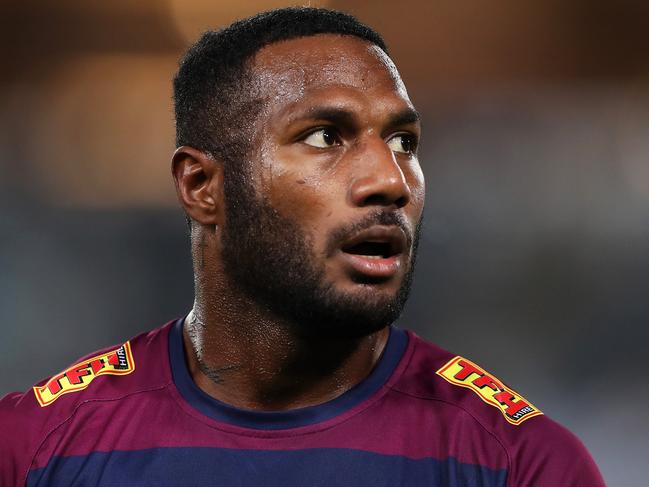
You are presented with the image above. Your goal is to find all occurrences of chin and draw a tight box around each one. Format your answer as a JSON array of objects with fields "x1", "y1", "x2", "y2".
[
  {"x1": 298, "y1": 319, "x2": 390, "y2": 341},
  {"x1": 288, "y1": 283, "x2": 407, "y2": 340}
]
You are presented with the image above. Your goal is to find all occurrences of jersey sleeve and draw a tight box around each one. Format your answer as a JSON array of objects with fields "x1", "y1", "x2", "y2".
[
  {"x1": 508, "y1": 417, "x2": 605, "y2": 487},
  {"x1": 0, "y1": 391, "x2": 34, "y2": 487}
]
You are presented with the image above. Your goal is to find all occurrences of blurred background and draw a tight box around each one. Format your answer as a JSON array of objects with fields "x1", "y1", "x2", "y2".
[{"x1": 1, "y1": 1, "x2": 648, "y2": 484}]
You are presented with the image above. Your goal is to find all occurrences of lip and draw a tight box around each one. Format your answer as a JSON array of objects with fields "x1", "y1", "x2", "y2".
[
  {"x1": 338, "y1": 252, "x2": 402, "y2": 279},
  {"x1": 338, "y1": 225, "x2": 408, "y2": 280}
]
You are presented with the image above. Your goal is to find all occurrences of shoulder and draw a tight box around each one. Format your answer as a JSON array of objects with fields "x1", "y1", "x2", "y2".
[
  {"x1": 393, "y1": 331, "x2": 605, "y2": 486},
  {"x1": 0, "y1": 321, "x2": 175, "y2": 486}
]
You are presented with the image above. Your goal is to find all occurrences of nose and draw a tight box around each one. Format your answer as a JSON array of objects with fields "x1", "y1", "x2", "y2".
[{"x1": 348, "y1": 137, "x2": 412, "y2": 209}]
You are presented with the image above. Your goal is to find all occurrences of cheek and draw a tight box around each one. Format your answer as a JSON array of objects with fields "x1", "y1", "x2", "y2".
[
  {"x1": 265, "y1": 175, "x2": 350, "y2": 261},
  {"x1": 268, "y1": 174, "x2": 342, "y2": 229},
  {"x1": 260, "y1": 145, "x2": 348, "y2": 229},
  {"x1": 406, "y1": 159, "x2": 426, "y2": 211}
]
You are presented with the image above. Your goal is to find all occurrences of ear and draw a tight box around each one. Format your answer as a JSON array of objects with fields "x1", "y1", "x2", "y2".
[{"x1": 171, "y1": 146, "x2": 224, "y2": 227}]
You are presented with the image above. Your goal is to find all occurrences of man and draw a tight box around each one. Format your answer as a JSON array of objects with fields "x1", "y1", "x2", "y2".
[{"x1": 1, "y1": 7, "x2": 604, "y2": 486}]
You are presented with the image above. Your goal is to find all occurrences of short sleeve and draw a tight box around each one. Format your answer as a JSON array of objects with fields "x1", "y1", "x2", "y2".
[
  {"x1": 508, "y1": 417, "x2": 605, "y2": 486},
  {"x1": 1, "y1": 391, "x2": 32, "y2": 487}
]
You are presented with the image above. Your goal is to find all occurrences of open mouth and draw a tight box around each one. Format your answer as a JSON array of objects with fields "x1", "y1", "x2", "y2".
[
  {"x1": 342, "y1": 240, "x2": 399, "y2": 259},
  {"x1": 338, "y1": 226, "x2": 407, "y2": 279}
]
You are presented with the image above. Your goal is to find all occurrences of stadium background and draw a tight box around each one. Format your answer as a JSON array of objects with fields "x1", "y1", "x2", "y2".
[{"x1": 1, "y1": 1, "x2": 648, "y2": 484}]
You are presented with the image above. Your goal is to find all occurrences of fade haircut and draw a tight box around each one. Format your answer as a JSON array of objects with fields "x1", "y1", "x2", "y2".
[{"x1": 173, "y1": 7, "x2": 388, "y2": 168}]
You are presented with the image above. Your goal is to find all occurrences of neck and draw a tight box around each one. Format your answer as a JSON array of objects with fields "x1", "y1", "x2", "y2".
[{"x1": 183, "y1": 284, "x2": 389, "y2": 411}]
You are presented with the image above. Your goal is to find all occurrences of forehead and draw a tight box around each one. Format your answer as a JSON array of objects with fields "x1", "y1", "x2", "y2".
[{"x1": 250, "y1": 34, "x2": 411, "y2": 107}]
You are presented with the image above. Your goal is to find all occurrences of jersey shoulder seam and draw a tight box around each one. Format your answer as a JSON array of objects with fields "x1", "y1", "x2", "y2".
[
  {"x1": 387, "y1": 381, "x2": 513, "y2": 481},
  {"x1": 24, "y1": 381, "x2": 173, "y2": 485}
]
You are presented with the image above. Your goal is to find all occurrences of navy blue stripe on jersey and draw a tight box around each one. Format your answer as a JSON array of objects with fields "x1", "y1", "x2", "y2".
[
  {"x1": 27, "y1": 447, "x2": 508, "y2": 487},
  {"x1": 169, "y1": 319, "x2": 409, "y2": 430}
]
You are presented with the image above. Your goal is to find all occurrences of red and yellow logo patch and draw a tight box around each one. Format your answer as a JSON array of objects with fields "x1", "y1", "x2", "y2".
[
  {"x1": 436, "y1": 356, "x2": 542, "y2": 425},
  {"x1": 33, "y1": 342, "x2": 135, "y2": 407}
]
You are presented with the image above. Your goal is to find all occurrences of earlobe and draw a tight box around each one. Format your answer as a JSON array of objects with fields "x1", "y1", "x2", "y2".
[{"x1": 171, "y1": 146, "x2": 224, "y2": 227}]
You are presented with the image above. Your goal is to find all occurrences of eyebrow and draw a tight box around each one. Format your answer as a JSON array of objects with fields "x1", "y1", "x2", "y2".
[
  {"x1": 298, "y1": 107, "x2": 358, "y2": 126},
  {"x1": 387, "y1": 107, "x2": 421, "y2": 128},
  {"x1": 290, "y1": 106, "x2": 420, "y2": 129}
]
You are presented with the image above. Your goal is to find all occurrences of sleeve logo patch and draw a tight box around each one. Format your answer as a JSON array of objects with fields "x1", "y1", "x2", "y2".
[
  {"x1": 33, "y1": 342, "x2": 135, "y2": 407},
  {"x1": 436, "y1": 356, "x2": 542, "y2": 425}
]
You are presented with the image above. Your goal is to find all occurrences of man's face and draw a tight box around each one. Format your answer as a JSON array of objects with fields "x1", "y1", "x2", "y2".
[{"x1": 220, "y1": 34, "x2": 425, "y2": 338}]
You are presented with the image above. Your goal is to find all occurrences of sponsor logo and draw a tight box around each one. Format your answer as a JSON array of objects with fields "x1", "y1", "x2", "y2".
[
  {"x1": 33, "y1": 342, "x2": 135, "y2": 407},
  {"x1": 436, "y1": 356, "x2": 542, "y2": 425}
]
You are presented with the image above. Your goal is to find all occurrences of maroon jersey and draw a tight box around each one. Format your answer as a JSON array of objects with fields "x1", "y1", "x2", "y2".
[{"x1": 0, "y1": 319, "x2": 605, "y2": 486}]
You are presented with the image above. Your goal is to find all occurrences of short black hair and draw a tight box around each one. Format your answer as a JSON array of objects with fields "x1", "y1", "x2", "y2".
[{"x1": 173, "y1": 7, "x2": 388, "y2": 167}]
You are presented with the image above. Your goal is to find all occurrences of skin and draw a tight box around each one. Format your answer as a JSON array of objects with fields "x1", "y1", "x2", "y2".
[{"x1": 171, "y1": 34, "x2": 425, "y2": 411}]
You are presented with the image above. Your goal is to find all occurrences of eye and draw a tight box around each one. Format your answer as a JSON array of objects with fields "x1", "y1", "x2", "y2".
[
  {"x1": 303, "y1": 128, "x2": 340, "y2": 148},
  {"x1": 387, "y1": 134, "x2": 417, "y2": 154}
]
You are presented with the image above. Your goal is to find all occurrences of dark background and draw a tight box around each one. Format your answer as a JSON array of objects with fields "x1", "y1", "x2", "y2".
[{"x1": 2, "y1": 1, "x2": 648, "y2": 484}]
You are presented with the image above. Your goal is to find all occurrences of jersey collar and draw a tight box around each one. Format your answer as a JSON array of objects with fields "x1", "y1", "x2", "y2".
[{"x1": 169, "y1": 318, "x2": 408, "y2": 430}]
